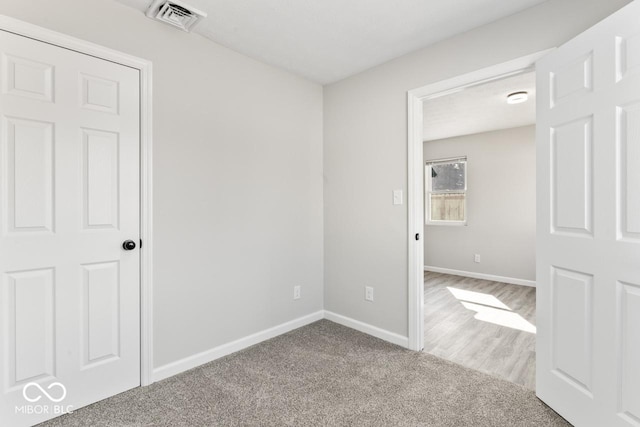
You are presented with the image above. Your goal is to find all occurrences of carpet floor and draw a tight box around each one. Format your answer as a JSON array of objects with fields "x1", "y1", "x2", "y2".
[{"x1": 40, "y1": 320, "x2": 570, "y2": 427}]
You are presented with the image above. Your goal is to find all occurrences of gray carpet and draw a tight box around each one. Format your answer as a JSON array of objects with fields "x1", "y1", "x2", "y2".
[{"x1": 40, "y1": 320, "x2": 570, "y2": 427}]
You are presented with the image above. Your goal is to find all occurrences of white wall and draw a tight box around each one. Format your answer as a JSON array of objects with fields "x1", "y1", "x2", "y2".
[
  {"x1": 323, "y1": 0, "x2": 631, "y2": 338},
  {"x1": 0, "y1": 0, "x2": 324, "y2": 369},
  {"x1": 1, "y1": 0, "x2": 632, "y2": 368},
  {"x1": 423, "y1": 126, "x2": 536, "y2": 282}
]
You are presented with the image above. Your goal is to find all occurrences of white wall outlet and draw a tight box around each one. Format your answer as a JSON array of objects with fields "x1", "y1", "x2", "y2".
[
  {"x1": 365, "y1": 286, "x2": 374, "y2": 302},
  {"x1": 393, "y1": 190, "x2": 403, "y2": 205},
  {"x1": 474, "y1": 254, "x2": 481, "y2": 263},
  {"x1": 293, "y1": 285, "x2": 301, "y2": 300}
]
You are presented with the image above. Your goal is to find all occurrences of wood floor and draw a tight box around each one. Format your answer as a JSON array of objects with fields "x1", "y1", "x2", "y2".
[{"x1": 423, "y1": 271, "x2": 536, "y2": 389}]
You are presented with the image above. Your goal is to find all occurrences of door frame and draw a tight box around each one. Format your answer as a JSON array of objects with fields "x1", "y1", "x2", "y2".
[
  {"x1": 0, "y1": 15, "x2": 155, "y2": 386},
  {"x1": 406, "y1": 49, "x2": 552, "y2": 352}
]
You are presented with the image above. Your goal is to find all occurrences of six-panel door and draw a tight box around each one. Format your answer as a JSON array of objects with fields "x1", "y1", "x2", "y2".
[
  {"x1": 536, "y1": 1, "x2": 640, "y2": 426},
  {"x1": 0, "y1": 30, "x2": 140, "y2": 426}
]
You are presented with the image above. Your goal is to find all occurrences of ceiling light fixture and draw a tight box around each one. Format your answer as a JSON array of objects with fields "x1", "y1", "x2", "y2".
[{"x1": 506, "y1": 91, "x2": 529, "y2": 104}]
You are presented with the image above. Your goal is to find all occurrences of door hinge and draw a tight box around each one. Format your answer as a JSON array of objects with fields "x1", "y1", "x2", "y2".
[
  {"x1": 140, "y1": 239, "x2": 143, "y2": 249},
  {"x1": 415, "y1": 233, "x2": 420, "y2": 241}
]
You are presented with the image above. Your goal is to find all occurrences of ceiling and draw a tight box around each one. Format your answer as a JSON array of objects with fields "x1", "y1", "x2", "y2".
[
  {"x1": 114, "y1": 0, "x2": 547, "y2": 84},
  {"x1": 423, "y1": 71, "x2": 536, "y2": 142}
]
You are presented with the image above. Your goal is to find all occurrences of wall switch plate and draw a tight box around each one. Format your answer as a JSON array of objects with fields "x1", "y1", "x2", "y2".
[
  {"x1": 393, "y1": 190, "x2": 403, "y2": 205},
  {"x1": 293, "y1": 286, "x2": 301, "y2": 300},
  {"x1": 474, "y1": 254, "x2": 481, "y2": 263},
  {"x1": 365, "y1": 286, "x2": 374, "y2": 302}
]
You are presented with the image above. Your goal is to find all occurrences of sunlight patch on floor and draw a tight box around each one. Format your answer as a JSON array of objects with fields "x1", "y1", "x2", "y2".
[
  {"x1": 447, "y1": 287, "x2": 536, "y2": 334},
  {"x1": 446, "y1": 286, "x2": 510, "y2": 310},
  {"x1": 460, "y1": 301, "x2": 537, "y2": 333}
]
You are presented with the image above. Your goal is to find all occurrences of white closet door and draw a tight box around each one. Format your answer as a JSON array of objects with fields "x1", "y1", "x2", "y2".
[{"x1": 0, "y1": 30, "x2": 140, "y2": 426}]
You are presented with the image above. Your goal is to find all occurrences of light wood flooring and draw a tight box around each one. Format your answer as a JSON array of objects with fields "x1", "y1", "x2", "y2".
[{"x1": 423, "y1": 271, "x2": 536, "y2": 389}]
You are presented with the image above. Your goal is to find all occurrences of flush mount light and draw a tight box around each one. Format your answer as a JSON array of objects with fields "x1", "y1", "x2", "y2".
[{"x1": 507, "y1": 91, "x2": 529, "y2": 104}]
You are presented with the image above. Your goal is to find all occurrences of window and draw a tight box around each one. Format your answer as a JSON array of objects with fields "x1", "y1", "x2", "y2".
[{"x1": 425, "y1": 157, "x2": 467, "y2": 225}]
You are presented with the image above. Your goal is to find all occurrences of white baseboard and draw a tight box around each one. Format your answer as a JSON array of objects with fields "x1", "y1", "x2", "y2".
[
  {"x1": 152, "y1": 310, "x2": 324, "y2": 382},
  {"x1": 323, "y1": 310, "x2": 409, "y2": 348},
  {"x1": 152, "y1": 309, "x2": 411, "y2": 383},
  {"x1": 424, "y1": 265, "x2": 536, "y2": 287}
]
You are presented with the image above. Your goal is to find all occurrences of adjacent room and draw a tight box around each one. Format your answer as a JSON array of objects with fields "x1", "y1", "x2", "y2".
[
  {"x1": 422, "y1": 72, "x2": 537, "y2": 389},
  {"x1": 0, "y1": 0, "x2": 638, "y2": 426}
]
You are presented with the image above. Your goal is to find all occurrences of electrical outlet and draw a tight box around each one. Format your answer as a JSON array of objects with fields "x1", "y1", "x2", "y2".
[
  {"x1": 293, "y1": 286, "x2": 301, "y2": 300},
  {"x1": 474, "y1": 254, "x2": 481, "y2": 263},
  {"x1": 365, "y1": 286, "x2": 374, "y2": 302}
]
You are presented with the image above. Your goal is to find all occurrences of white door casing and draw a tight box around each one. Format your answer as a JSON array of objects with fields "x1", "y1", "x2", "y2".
[
  {"x1": 0, "y1": 30, "x2": 141, "y2": 426},
  {"x1": 536, "y1": 2, "x2": 640, "y2": 426},
  {"x1": 406, "y1": 50, "x2": 550, "y2": 352}
]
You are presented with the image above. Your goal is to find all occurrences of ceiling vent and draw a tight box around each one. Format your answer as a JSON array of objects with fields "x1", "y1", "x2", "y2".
[{"x1": 146, "y1": 0, "x2": 207, "y2": 32}]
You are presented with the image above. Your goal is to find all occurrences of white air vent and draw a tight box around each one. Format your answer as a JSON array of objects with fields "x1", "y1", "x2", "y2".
[{"x1": 146, "y1": 0, "x2": 207, "y2": 32}]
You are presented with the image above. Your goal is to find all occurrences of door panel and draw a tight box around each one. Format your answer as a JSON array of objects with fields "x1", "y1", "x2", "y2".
[
  {"x1": 551, "y1": 117, "x2": 593, "y2": 235},
  {"x1": 82, "y1": 128, "x2": 120, "y2": 229},
  {"x1": 80, "y1": 74, "x2": 119, "y2": 114},
  {"x1": 536, "y1": 2, "x2": 640, "y2": 426},
  {"x1": 551, "y1": 267, "x2": 593, "y2": 396},
  {"x1": 0, "y1": 30, "x2": 140, "y2": 427},
  {"x1": 82, "y1": 261, "x2": 121, "y2": 367},
  {"x1": 550, "y1": 53, "x2": 593, "y2": 107},
  {"x1": 2, "y1": 55, "x2": 54, "y2": 102},
  {"x1": 4, "y1": 117, "x2": 54, "y2": 233},
  {"x1": 618, "y1": 281, "x2": 640, "y2": 424},
  {"x1": 6, "y1": 268, "x2": 56, "y2": 386},
  {"x1": 616, "y1": 31, "x2": 640, "y2": 81},
  {"x1": 618, "y1": 102, "x2": 640, "y2": 240}
]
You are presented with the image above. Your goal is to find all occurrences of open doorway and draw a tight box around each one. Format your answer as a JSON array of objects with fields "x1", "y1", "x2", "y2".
[
  {"x1": 406, "y1": 53, "x2": 548, "y2": 357},
  {"x1": 405, "y1": 4, "x2": 640, "y2": 423},
  {"x1": 422, "y1": 71, "x2": 537, "y2": 389}
]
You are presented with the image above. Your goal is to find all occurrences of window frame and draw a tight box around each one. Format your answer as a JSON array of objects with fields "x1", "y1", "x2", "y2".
[{"x1": 425, "y1": 157, "x2": 467, "y2": 226}]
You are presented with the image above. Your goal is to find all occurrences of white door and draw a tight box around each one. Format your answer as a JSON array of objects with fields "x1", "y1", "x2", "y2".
[
  {"x1": 536, "y1": 1, "x2": 640, "y2": 426},
  {"x1": 0, "y1": 30, "x2": 140, "y2": 426}
]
